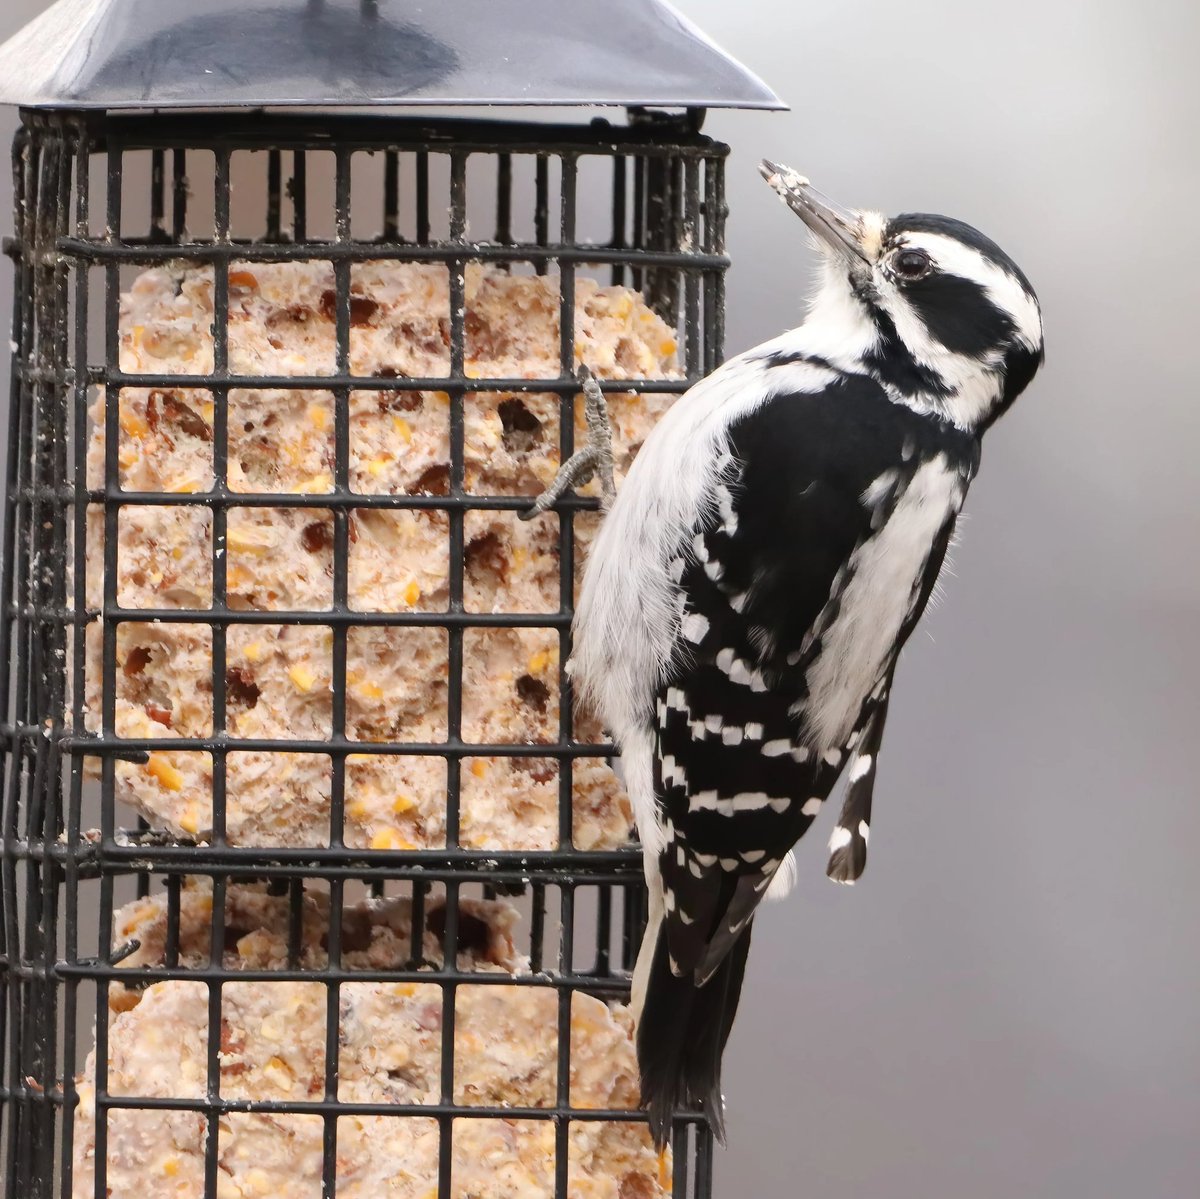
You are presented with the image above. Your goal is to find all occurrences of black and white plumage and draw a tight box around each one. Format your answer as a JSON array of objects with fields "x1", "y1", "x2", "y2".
[{"x1": 557, "y1": 163, "x2": 1044, "y2": 1146}]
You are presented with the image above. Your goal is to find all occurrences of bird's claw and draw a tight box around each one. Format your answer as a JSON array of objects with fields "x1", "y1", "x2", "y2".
[{"x1": 520, "y1": 365, "x2": 616, "y2": 521}]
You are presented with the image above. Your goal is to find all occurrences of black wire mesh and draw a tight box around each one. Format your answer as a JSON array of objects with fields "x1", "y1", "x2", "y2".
[{"x1": 0, "y1": 108, "x2": 728, "y2": 1199}]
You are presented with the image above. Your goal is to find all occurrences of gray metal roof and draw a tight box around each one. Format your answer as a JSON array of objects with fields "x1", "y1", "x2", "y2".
[{"x1": 0, "y1": 0, "x2": 785, "y2": 111}]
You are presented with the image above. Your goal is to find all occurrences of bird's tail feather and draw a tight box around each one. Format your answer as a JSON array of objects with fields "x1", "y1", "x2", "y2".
[{"x1": 637, "y1": 918, "x2": 754, "y2": 1149}]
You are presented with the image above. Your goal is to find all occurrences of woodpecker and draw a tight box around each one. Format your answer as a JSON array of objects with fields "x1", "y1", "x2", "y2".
[{"x1": 527, "y1": 162, "x2": 1044, "y2": 1147}]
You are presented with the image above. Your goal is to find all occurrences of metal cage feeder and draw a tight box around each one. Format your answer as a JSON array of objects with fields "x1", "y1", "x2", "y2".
[{"x1": 0, "y1": 2, "x2": 781, "y2": 1196}]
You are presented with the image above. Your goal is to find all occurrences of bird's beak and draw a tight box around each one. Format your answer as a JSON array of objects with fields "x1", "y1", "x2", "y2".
[{"x1": 759, "y1": 160, "x2": 872, "y2": 265}]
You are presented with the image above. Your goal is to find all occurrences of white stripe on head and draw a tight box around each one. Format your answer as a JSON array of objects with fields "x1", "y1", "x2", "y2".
[
  {"x1": 899, "y1": 231, "x2": 1043, "y2": 352},
  {"x1": 870, "y1": 231, "x2": 1043, "y2": 431}
]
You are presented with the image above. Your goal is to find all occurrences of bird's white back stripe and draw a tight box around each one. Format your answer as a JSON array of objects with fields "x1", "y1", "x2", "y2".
[{"x1": 804, "y1": 455, "x2": 960, "y2": 747}]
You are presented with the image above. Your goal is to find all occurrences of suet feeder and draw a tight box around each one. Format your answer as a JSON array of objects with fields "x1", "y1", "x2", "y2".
[{"x1": 0, "y1": 2, "x2": 781, "y2": 1196}]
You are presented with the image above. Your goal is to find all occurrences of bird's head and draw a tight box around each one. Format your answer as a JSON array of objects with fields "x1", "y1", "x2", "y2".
[{"x1": 760, "y1": 161, "x2": 1044, "y2": 434}]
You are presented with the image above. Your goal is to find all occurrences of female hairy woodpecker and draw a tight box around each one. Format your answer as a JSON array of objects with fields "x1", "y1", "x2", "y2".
[{"x1": 525, "y1": 162, "x2": 1044, "y2": 1147}]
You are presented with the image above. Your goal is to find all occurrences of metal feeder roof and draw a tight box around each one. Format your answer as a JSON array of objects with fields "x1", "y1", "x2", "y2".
[{"x1": 0, "y1": 0, "x2": 785, "y2": 111}]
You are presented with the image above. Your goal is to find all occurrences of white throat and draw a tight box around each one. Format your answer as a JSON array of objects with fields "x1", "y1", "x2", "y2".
[{"x1": 771, "y1": 259, "x2": 879, "y2": 371}]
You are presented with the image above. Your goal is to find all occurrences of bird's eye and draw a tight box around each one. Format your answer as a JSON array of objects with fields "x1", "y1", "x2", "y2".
[{"x1": 892, "y1": 248, "x2": 932, "y2": 281}]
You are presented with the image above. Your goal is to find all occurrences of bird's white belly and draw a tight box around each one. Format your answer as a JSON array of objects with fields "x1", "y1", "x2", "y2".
[{"x1": 803, "y1": 454, "x2": 963, "y2": 749}]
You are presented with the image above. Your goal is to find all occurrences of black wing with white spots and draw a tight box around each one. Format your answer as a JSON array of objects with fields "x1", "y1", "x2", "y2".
[{"x1": 653, "y1": 372, "x2": 979, "y2": 981}]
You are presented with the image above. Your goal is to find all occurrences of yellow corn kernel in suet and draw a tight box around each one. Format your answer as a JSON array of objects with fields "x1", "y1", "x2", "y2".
[
  {"x1": 288, "y1": 663, "x2": 317, "y2": 692},
  {"x1": 146, "y1": 754, "x2": 185, "y2": 792}
]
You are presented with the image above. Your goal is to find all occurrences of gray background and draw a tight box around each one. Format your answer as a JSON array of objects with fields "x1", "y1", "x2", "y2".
[{"x1": 0, "y1": 1, "x2": 1196, "y2": 1196}]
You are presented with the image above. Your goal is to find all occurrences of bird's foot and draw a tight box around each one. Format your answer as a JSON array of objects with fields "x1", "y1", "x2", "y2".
[{"x1": 520, "y1": 365, "x2": 616, "y2": 521}]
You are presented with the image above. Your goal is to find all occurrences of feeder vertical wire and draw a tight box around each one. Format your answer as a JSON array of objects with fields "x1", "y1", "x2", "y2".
[
  {"x1": 555, "y1": 149, "x2": 579, "y2": 1199},
  {"x1": 61, "y1": 121, "x2": 92, "y2": 1199}
]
